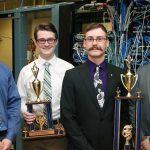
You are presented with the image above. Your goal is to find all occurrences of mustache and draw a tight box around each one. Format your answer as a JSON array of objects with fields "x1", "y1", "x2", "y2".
[{"x1": 88, "y1": 46, "x2": 103, "y2": 51}]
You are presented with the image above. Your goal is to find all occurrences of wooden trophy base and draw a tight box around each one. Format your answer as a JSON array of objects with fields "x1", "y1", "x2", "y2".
[
  {"x1": 22, "y1": 128, "x2": 65, "y2": 140},
  {"x1": 29, "y1": 129, "x2": 55, "y2": 137}
]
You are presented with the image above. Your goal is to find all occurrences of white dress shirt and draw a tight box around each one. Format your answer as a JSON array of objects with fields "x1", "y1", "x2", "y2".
[{"x1": 17, "y1": 55, "x2": 74, "y2": 120}]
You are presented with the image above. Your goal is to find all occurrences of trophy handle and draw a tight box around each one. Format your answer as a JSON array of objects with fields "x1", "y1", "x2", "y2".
[
  {"x1": 131, "y1": 74, "x2": 138, "y2": 90},
  {"x1": 121, "y1": 74, "x2": 128, "y2": 91},
  {"x1": 29, "y1": 82, "x2": 34, "y2": 91},
  {"x1": 40, "y1": 81, "x2": 43, "y2": 95},
  {"x1": 29, "y1": 82, "x2": 36, "y2": 97}
]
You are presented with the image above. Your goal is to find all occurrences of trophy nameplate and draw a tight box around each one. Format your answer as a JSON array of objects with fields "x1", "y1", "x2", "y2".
[{"x1": 28, "y1": 129, "x2": 55, "y2": 137}]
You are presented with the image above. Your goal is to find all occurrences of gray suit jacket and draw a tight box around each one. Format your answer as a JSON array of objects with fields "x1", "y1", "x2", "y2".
[{"x1": 129, "y1": 63, "x2": 150, "y2": 139}]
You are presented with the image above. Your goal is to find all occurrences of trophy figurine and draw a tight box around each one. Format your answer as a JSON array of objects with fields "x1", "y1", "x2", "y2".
[
  {"x1": 122, "y1": 125, "x2": 133, "y2": 150},
  {"x1": 31, "y1": 62, "x2": 42, "y2": 102},
  {"x1": 121, "y1": 55, "x2": 138, "y2": 97},
  {"x1": 35, "y1": 112, "x2": 46, "y2": 130}
]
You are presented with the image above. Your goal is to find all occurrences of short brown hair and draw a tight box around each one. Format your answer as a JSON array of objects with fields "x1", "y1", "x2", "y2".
[
  {"x1": 34, "y1": 22, "x2": 58, "y2": 41},
  {"x1": 84, "y1": 23, "x2": 108, "y2": 36}
]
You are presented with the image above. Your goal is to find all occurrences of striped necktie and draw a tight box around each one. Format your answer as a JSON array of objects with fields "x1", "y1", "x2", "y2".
[
  {"x1": 43, "y1": 62, "x2": 52, "y2": 101},
  {"x1": 94, "y1": 66, "x2": 105, "y2": 108}
]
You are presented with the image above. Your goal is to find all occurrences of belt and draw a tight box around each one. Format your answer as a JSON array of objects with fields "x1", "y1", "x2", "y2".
[
  {"x1": 0, "y1": 130, "x2": 7, "y2": 136},
  {"x1": 53, "y1": 119, "x2": 61, "y2": 125}
]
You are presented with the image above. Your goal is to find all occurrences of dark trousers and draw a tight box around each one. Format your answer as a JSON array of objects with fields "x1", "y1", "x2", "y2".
[{"x1": 22, "y1": 137, "x2": 67, "y2": 150}]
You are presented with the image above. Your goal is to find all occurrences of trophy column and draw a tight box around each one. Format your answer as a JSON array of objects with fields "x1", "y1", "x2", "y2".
[
  {"x1": 26, "y1": 103, "x2": 34, "y2": 131},
  {"x1": 114, "y1": 95, "x2": 121, "y2": 150},
  {"x1": 45, "y1": 102, "x2": 53, "y2": 128},
  {"x1": 135, "y1": 93, "x2": 141, "y2": 150},
  {"x1": 114, "y1": 95, "x2": 142, "y2": 150}
]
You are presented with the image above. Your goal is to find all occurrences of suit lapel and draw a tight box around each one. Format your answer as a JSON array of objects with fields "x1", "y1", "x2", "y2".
[
  {"x1": 79, "y1": 62, "x2": 101, "y2": 112},
  {"x1": 103, "y1": 64, "x2": 116, "y2": 112},
  {"x1": 105, "y1": 64, "x2": 114, "y2": 99}
]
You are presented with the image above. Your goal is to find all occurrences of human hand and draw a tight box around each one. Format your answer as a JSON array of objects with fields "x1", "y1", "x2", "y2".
[
  {"x1": 141, "y1": 138, "x2": 150, "y2": 150},
  {"x1": 0, "y1": 139, "x2": 12, "y2": 150},
  {"x1": 23, "y1": 111, "x2": 36, "y2": 124}
]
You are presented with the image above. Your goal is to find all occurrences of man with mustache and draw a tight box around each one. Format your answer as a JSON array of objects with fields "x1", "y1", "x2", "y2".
[{"x1": 60, "y1": 23, "x2": 128, "y2": 150}]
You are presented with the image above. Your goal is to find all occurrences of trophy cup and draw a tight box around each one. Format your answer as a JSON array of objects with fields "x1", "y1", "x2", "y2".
[
  {"x1": 122, "y1": 125, "x2": 133, "y2": 150},
  {"x1": 31, "y1": 62, "x2": 42, "y2": 102},
  {"x1": 121, "y1": 55, "x2": 138, "y2": 97}
]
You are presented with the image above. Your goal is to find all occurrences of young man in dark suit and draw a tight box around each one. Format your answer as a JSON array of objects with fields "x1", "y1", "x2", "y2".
[{"x1": 60, "y1": 23, "x2": 128, "y2": 150}]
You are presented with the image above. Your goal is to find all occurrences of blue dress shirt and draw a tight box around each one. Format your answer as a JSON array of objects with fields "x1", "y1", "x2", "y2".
[{"x1": 0, "y1": 63, "x2": 21, "y2": 142}]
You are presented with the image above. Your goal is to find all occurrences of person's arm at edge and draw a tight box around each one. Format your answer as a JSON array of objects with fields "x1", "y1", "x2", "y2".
[{"x1": 3, "y1": 69, "x2": 21, "y2": 149}]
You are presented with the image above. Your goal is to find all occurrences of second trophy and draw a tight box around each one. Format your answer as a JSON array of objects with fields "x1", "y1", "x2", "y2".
[
  {"x1": 22, "y1": 62, "x2": 65, "y2": 139},
  {"x1": 114, "y1": 55, "x2": 141, "y2": 150}
]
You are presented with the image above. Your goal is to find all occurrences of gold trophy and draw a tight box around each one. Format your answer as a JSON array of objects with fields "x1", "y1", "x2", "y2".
[
  {"x1": 31, "y1": 62, "x2": 42, "y2": 102},
  {"x1": 121, "y1": 55, "x2": 138, "y2": 97},
  {"x1": 122, "y1": 125, "x2": 133, "y2": 148},
  {"x1": 22, "y1": 63, "x2": 65, "y2": 139}
]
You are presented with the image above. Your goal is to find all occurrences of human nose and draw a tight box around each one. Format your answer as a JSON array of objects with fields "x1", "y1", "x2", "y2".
[
  {"x1": 92, "y1": 39, "x2": 97, "y2": 44},
  {"x1": 44, "y1": 40, "x2": 49, "y2": 45}
]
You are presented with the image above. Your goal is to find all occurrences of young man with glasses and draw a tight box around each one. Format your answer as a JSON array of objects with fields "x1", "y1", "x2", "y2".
[
  {"x1": 61, "y1": 23, "x2": 128, "y2": 150},
  {"x1": 17, "y1": 22, "x2": 74, "y2": 150}
]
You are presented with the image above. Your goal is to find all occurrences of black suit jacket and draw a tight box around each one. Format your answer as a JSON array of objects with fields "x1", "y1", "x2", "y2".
[{"x1": 61, "y1": 62, "x2": 128, "y2": 150}]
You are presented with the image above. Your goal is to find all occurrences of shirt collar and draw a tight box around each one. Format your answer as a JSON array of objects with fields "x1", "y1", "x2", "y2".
[
  {"x1": 87, "y1": 59, "x2": 107, "y2": 72},
  {"x1": 38, "y1": 55, "x2": 57, "y2": 67}
]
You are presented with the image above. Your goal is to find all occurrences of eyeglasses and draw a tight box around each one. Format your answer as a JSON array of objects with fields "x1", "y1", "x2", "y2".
[
  {"x1": 37, "y1": 38, "x2": 56, "y2": 44},
  {"x1": 84, "y1": 36, "x2": 107, "y2": 43}
]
